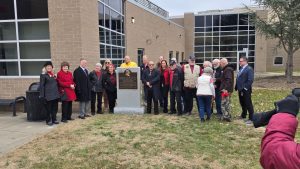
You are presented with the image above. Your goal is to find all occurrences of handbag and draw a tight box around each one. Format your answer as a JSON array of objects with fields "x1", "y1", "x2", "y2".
[{"x1": 60, "y1": 90, "x2": 68, "y2": 101}]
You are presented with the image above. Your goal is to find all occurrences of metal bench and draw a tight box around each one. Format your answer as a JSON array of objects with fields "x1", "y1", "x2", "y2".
[{"x1": 0, "y1": 96, "x2": 26, "y2": 116}]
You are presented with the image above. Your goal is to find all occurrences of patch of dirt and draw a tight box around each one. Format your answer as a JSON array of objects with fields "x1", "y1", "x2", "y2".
[{"x1": 254, "y1": 76, "x2": 300, "y2": 89}]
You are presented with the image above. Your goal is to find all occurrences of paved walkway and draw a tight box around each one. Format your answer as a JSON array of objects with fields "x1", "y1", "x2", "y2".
[{"x1": 0, "y1": 112, "x2": 57, "y2": 156}]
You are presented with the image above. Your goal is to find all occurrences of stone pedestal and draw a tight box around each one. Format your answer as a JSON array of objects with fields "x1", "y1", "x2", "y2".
[{"x1": 114, "y1": 67, "x2": 144, "y2": 114}]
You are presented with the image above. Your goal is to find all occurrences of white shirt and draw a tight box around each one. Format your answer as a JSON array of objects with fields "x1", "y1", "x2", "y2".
[{"x1": 196, "y1": 74, "x2": 215, "y2": 97}]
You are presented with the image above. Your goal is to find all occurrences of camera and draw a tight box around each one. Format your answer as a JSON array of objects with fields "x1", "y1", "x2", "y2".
[{"x1": 253, "y1": 88, "x2": 300, "y2": 128}]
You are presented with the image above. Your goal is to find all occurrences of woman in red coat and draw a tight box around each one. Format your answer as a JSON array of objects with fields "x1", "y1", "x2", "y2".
[
  {"x1": 160, "y1": 60, "x2": 170, "y2": 113},
  {"x1": 57, "y1": 62, "x2": 77, "y2": 122}
]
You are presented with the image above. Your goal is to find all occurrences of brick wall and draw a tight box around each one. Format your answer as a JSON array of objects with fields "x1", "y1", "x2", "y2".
[
  {"x1": 0, "y1": 0, "x2": 99, "y2": 99},
  {"x1": 125, "y1": 1, "x2": 185, "y2": 63}
]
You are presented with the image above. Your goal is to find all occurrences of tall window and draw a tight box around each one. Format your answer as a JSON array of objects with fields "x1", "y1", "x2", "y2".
[
  {"x1": 137, "y1": 48, "x2": 144, "y2": 66},
  {"x1": 194, "y1": 13, "x2": 255, "y2": 68},
  {"x1": 0, "y1": 0, "x2": 50, "y2": 77},
  {"x1": 98, "y1": 0, "x2": 125, "y2": 67},
  {"x1": 169, "y1": 51, "x2": 173, "y2": 63}
]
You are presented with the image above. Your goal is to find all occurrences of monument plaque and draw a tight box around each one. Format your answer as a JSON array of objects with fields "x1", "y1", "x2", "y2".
[
  {"x1": 119, "y1": 70, "x2": 138, "y2": 89},
  {"x1": 114, "y1": 67, "x2": 144, "y2": 114}
]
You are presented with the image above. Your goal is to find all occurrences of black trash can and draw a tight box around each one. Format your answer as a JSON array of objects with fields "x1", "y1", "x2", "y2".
[{"x1": 26, "y1": 82, "x2": 47, "y2": 121}]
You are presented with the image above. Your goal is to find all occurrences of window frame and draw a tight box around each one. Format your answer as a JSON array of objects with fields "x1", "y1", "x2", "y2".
[{"x1": 0, "y1": 0, "x2": 50, "y2": 78}]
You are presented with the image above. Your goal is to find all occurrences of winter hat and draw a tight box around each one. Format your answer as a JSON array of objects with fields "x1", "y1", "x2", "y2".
[{"x1": 275, "y1": 95, "x2": 299, "y2": 117}]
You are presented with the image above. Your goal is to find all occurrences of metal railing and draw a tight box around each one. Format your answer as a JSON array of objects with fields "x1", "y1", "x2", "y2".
[{"x1": 133, "y1": 0, "x2": 169, "y2": 18}]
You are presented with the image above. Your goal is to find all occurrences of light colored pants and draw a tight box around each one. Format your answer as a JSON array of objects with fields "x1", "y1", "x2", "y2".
[
  {"x1": 79, "y1": 101, "x2": 90, "y2": 117},
  {"x1": 221, "y1": 96, "x2": 231, "y2": 119}
]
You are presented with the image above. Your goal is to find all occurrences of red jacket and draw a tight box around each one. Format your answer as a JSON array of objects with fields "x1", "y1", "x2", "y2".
[
  {"x1": 57, "y1": 70, "x2": 77, "y2": 101},
  {"x1": 260, "y1": 113, "x2": 300, "y2": 169},
  {"x1": 161, "y1": 68, "x2": 170, "y2": 86}
]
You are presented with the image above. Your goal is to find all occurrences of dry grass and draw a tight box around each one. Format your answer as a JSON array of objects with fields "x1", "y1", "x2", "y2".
[{"x1": 0, "y1": 88, "x2": 299, "y2": 169}]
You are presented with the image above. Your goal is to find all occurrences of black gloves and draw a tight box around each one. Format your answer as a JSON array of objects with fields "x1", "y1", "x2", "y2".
[
  {"x1": 253, "y1": 109, "x2": 277, "y2": 128},
  {"x1": 275, "y1": 95, "x2": 299, "y2": 117}
]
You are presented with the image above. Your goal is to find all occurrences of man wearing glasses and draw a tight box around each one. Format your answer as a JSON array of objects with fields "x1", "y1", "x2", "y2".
[
  {"x1": 235, "y1": 56, "x2": 254, "y2": 125},
  {"x1": 141, "y1": 61, "x2": 160, "y2": 115}
]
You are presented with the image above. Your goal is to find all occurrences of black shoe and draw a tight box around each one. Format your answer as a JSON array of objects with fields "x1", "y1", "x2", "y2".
[
  {"x1": 177, "y1": 113, "x2": 182, "y2": 116},
  {"x1": 154, "y1": 112, "x2": 159, "y2": 115},
  {"x1": 53, "y1": 121, "x2": 59, "y2": 124},
  {"x1": 97, "y1": 111, "x2": 103, "y2": 114},
  {"x1": 91, "y1": 112, "x2": 95, "y2": 116},
  {"x1": 163, "y1": 109, "x2": 168, "y2": 113},
  {"x1": 85, "y1": 114, "x2": 91, "y2": 117},
  {"x1": 223, "y1": 117, "x2": 231, "y2": 122},
  {"x1": 46, "y1": 122, "x2": 53, "y2": 126},
  {"x1": 78, "y1": 116, "x2": 85, "y2": 119},
  {"x1": 206, "y1": 117, "x2": 211, "y2": 121},
  {"x1": 61, "y1": 119, "x2": 68, "y2": 123},
  {"x1": 200, "y1": 118, "x2": 205, "y2": 122},
  {"x1": 168, "y1": 112, "x2": 175, "y2": 115},
  {"x1": 67, "y1": 118, "x2": 75, "y2": 121}
]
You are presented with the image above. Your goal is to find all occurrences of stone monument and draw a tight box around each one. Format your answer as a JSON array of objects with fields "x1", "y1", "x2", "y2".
[{"x1": 114, "y1": 67, "x2": 144, "y2": 114}]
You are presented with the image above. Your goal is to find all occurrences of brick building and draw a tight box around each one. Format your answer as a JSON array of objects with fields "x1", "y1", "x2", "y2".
[{"x1": 0, "y1": 0, "x2": 299, "y2": 98}]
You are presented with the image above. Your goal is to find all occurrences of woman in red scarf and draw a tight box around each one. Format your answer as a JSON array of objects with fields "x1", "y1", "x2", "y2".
[{"x1": 57, "y1": 62, "x2": 77, "y2": 122}]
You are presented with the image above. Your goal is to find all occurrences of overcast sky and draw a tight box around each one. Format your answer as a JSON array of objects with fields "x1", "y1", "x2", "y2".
[{"x1": 150, "y1": 0, "x2": 256, "y2": 16}]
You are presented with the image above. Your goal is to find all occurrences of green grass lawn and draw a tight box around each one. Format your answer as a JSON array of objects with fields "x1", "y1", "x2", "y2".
[{"x1": 1, "y1": 89, "x2": 299, "y2": 169}]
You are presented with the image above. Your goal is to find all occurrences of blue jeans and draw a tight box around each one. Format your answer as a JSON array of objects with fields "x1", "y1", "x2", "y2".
[{"x1": 197, "y1": 95, "x2": 212, "y2": 119}]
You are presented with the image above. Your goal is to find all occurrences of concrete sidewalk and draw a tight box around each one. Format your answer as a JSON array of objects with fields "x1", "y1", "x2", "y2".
[{"x1": 0, "y1": 112, "x2": 57, "y2": 156}]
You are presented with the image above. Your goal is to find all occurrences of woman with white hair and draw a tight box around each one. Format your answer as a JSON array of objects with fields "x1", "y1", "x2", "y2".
[
  {"x1": 196, "y1": 67, "x2": 215, "y2": 122},
  {"x1": 203, "y1": 61, "x2": 212, "y2": 68},
  {"x1": 89, "y1": 63, "x2": 104, "y2": 115}
]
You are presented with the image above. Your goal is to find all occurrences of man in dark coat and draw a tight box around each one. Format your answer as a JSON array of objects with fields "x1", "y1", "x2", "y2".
[
  {"x1": 235, "y1": 56, "x2": 254, "y2": 124},
  {"x1": 169, "y1": 60, "x2": 184, "y2": 116},
  {"x1": 142, "y1": 61, "x2": 160, "y2": 115},
  {"x1": 73, "y1": 58, "x2": 91, "y2": 119},
  {"x1": 212, "y1": 59, "x2": 222, "y2": 116},
  {"x1": 219, "y1": 58, "x2": 234, "y2": 121},
  {"x1": 140, "y1": 55, "x2": 149, "y2": 104}
]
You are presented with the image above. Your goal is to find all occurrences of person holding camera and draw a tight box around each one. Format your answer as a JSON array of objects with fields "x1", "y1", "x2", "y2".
[{"x1": 253, "y1": 91, "x2": 300, "y2": 169}]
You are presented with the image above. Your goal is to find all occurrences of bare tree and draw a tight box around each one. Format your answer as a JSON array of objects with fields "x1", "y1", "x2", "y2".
[{"x1": 249, "y1": 0, "x2": 300, "y2": 83}]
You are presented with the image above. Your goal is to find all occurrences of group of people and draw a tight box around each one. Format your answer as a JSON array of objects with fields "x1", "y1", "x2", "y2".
[
  {"x1": 39, "y1": 58, "x2": 117, "y2": 126},
  {"x1": 39, "y1": 53, "x2": 254, "y2": 125},
  {"x1": 141, "y1": 55, "x2": 254, "y2": 124}
]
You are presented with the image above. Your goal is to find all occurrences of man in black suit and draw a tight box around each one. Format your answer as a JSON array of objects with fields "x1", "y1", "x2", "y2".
[
  {"x1": 235, "y1": 56, "x2": 254, "y2": 125},
  {"x1": 140, "y1": 55, "x2": 149, "y2": 104},
  {"x1": 73, "y1": 58, "x2": 92, "y2": 119},
  {"x1": 142, "y1": 61, "x2": 160, "y2": 115}
]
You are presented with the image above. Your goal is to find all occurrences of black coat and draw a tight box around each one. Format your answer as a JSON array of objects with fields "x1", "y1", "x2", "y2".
[
  {"x1": 39, "y1": 74, "x2": 60, "y2": 101},
  {"x1": 140, "y1": 64, "x2": 149, "y2": 79},
  {"x1": 220, "y1": 64, "x2": 235, "y2": 93},
  {"x1": 214, "y1": 66, "x2": 222, "y2": 89},
  {"x1": 89, "y1": 70, "x2": 104, "y2": 92},
  {"x1": 170, "y1": 67, "x2": 183, "y2": 92},
  {"x1": 103, "y1": 72, "x2": 117, "y2": 93},
  {"x1": 142, "y1": 68, "x2": 161, "y2": 100},
  {"x1": 73, "y1": 67, "x2": 91, "y2": 102}
]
